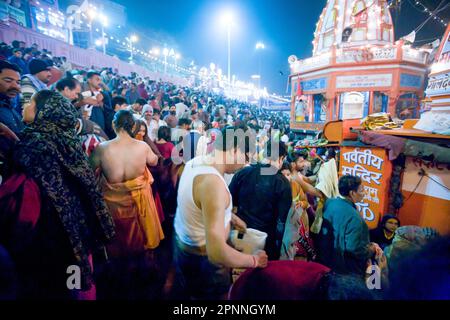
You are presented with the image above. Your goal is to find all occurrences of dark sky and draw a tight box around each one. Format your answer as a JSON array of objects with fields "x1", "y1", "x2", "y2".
[
  {"x1": 113, "y1": 0, "x2": 325, "y2": 95},
  {"x1": 60, "y1": 0, "x2": 450, "y2": 95}
]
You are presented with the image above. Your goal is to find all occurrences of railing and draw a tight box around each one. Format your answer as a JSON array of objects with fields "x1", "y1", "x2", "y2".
[
  {"x1": 0, "y1": 22, "x2": 189, "y2": 86},
  {"x1": 290, "y1": 43, "x2": 427, "y2": 75},
  {"x1": 402, "y1": 46, "x2": 428, "y2": 64},
  {"x1": 370, "y1": 47, "x2": 397, "y2": 61},
  {"x1": 290, "y1": 52, "x2": 332, "y2": 74}
]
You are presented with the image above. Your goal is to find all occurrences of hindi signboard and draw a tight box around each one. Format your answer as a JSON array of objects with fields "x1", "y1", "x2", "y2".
[
  {"x1": 425, "y1": 72, "x2": 450, "y2": 97},
  {"x1": 336, "y1": 74, "x2": 392, "y2": 89},
  {"x1": 340, "y1": 147, "x2": 392, "y2": 229}
]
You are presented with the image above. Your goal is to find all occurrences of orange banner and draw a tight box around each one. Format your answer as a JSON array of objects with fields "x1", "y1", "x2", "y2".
[{"x1": 339, "y1": 147, "x2": 392, "y2": 229}]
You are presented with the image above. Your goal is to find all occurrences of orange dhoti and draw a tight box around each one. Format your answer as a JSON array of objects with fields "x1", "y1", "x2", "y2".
[{"x1": 100, "y1": 167, "x2": 164, "y2": 258}]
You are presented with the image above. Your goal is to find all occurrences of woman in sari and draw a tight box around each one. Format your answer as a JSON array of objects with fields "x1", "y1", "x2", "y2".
[
  {"x1": 133, "y1": 119, "x2": 165, "y2": 224},
  {"x1": 280, "y1": 162, "x2": 316, "y2": 261},
  {"x1": 89, "y1": 110, "x2": 164, "y2": 299},
  {"x1": 155, "y1": 126, "x2": 175, "y2": 160},
  {"x1": 13, "y1": 90, "x2": 116, "y2": 299},
  {"x1": 90, "y1": 110, "x2": 163, "y2": 257}
]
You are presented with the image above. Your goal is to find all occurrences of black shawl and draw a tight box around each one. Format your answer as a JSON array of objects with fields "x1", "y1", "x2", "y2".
[{"x1": 13, "y1": 91, "x2": 115, "y2": 289}]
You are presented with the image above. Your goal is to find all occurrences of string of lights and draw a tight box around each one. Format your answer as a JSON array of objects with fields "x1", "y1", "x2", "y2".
[
  {"x1": 32, "y1": 2, "x2": 197, "y2": 75},
  {"x1": 407, "y1": 0, "x2": 448, "y2": 27}
]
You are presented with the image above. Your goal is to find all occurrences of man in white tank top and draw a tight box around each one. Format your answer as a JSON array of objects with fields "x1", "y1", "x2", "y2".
[{"x1": 173, "y1": 126, "x2": 268, "y2": 300}]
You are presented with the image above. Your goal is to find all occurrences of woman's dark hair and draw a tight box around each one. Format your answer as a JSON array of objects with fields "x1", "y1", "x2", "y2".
[
  {"x1": 33, "y1": 90, "x2": 55, "y2": 116},
  {"x1": 338, "y1": 175, "x2": 362, "y2": 197},
  {"x1": 158, "y1": 126, "x2": 171, "y2": 141},
  {"x1": 132, "y1": 119, "x2": 148, "y2": 138},
  {"x1": 55, "y1": 77, "x2": 80, "y2": 92},
  {"x1": 113, "y1": 109, "x2": 135, "y2": 137}
]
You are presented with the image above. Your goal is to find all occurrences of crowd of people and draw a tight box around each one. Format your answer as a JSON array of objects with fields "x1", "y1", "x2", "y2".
[{"x1": 0, "y1": 40, "x2": 448, "y2": 300}]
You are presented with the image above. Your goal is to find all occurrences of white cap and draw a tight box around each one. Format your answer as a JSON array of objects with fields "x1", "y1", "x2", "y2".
[{"x1": 142, "y1": 104, "x2": 153, "y2": 114}]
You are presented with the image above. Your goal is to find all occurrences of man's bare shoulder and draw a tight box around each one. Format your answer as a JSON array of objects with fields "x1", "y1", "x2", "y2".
[
  {"x1": 194, "y1": 173, "x2": 227, "y2": 196},
  {"x1": 193, "y1": 173, "x2": 227, "y2": 209}
]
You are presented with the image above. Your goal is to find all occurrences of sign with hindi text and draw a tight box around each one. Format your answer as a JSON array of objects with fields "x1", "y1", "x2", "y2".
[
  {"x1": 336, "y1": 74, "x2": 392, "y2": 89},
  {"x1": 340, "y1": 147, "x2": 392, "y2": 229}
]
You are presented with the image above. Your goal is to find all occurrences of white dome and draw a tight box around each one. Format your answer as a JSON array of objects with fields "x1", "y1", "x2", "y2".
[{"x1": 313, "y1": 0, "x2": 394, "y2": 56}]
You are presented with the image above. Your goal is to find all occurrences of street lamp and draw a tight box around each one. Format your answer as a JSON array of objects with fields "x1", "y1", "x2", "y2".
[
  {"x1": 99, "y1": 14, "x2": 108, "y2": 55},
  {"x1": 174, "y1": 53, "x2": 181, "y2": 69},
  {"x1": 255, "y1": 41, "x2": 265, "y2": 91},
  {"x1": 152, "y1": 47, "x2": 160, "y2": 56},
  {"x1": 87, "y1": 9, "x2": 96, "y2": 49},
  {"x1": 127, "y1": 35, "x2": 138, "y2": 62},
  {"x1": 221, "y1": 11, "x2": 234, "y2": 86},
  {"x1": 163, "y1": 48, "x2": 169, "y2": 74},
  {"x1": 256, "y1": 42, "x2": 265, "y2": 50}
]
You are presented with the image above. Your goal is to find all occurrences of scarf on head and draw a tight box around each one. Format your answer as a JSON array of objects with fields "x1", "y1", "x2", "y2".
[{"x1": 13, "y1": 92, "x2": 115, "y2": 289}]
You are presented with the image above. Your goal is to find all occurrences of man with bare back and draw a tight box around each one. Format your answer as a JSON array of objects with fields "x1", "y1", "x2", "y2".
[{"x1": 90, "y1": 110, "x2": 164, "y2": 258}]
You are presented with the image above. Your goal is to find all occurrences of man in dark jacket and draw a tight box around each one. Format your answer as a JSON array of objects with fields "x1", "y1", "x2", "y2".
[
  {"x1": 0, "y1": 61, "x2": 23, "y2": 180},
  {"x1": 316, "y1": 175, "x2": 377, "y2": 275},
  {"x1": 0, "y1": 61, "x2": 23, "y2": 135},
  {"x1": 0, "y1": 61, "x2": 24, "y2": 180},
  {"x1": 229, "y1": 140, "x2": 292, "y2": 260}
]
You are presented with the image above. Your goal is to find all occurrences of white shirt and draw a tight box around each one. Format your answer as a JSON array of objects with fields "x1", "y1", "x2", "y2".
[
  {"x1": 190, "y1": 130, "x2": 208, "y2": 157},
  {"x1": 174, "y1": 156, "x2": 233, "y2": 247},
  {"x1": 175, "y1": 102, "x2": 188, "y2": 118},
  {"x1": 148, "y1": 119, "x2": 167, "y2": 141},
  {"x1": 81, "y1": 90, "x2": 100, "y2": 119}
]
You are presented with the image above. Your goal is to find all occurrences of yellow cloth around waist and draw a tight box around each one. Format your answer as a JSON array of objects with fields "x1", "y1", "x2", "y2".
[{"x1": 100, "y1": 167, "x2": 164, "y2": 257}]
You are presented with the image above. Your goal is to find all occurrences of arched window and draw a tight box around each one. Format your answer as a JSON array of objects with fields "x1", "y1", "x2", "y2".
[
  {"x1": 381, "y1": 5, "x2": 392, "y2": 25},
  {"x1": 382, "y1": 27, "x2": 391, "y2": 42},
  {"x1": 351, "y1": 0, "x2": 368, "y2": 41},
  {"x1": 324, "y1": 8, "x2": 338, "y2": 31},
  {"x1": 321, "y1": 8, "x2": 337, "y2": 49},
  {"x1": 352, "y1": 0, "x2": 367, "y2": 22}
]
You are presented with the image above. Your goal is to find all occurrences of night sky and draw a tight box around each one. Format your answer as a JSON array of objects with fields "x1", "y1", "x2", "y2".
[{"x1": 59, "y1": 0, "x2": 450, "y2": 95}]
